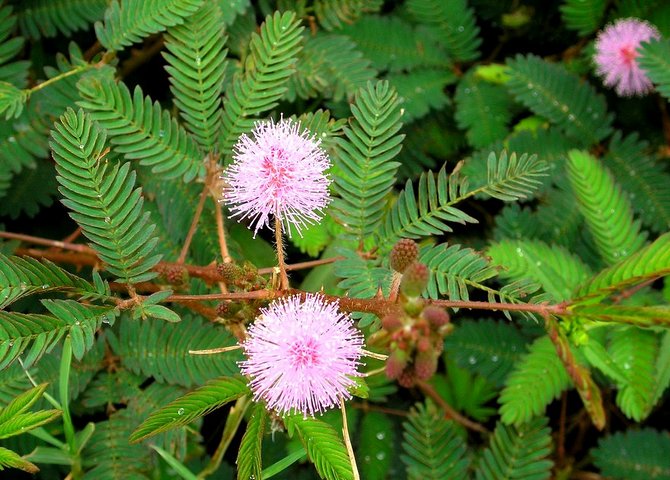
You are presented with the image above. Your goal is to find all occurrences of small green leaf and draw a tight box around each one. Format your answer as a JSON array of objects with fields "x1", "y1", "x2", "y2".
[
  {"x1": 236, "y1": 402, "x2": 266, "y2": 480},
  {"x1": 143, "y1": 305, "x2": 181, "y2": 323},
  {"x1": 130, "y1": 376, "x2": 250, "y2": 442}
]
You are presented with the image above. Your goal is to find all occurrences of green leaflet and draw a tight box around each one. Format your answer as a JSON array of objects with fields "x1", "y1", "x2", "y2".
[
  {"x1": 95, "y1": 0, "x2": 203, "y2": 51},
  {"x1": 358, "y1": 412, "x2": 393, "y2": 480},
  {"x1": 444, "y1": 319, "x2": 528, "y2": 387},
  {"x1": 499, "y1": 336, "x2": 571, "y2": 426},
  {"x1": 236, "y1": 402, "x2": 266, "y2": 480},
  {"x1": 567, "y1": 150, "x2": 647, "y2": 265},
  {"x1": 106, "y1": 315, "x2": 241, "y2": 388},
  {"x1": 560, "y1": 0, "x2": 607, "y2": 36},
  {"x1": 454, "y1": 71, "x2": 513, "y2": 148},
  {"x1": 406, "y1": 0, "x2": 481, "y2": 62},
  {"x1": 50, "y1": 108, "x2": 162, "y2": 283},
  {"x1": 0, "y1": 301, "x2": 116, "y2": 369},
  {"x1": 400, "y1": 401, "x2": 470, "y2": 480},
  {"x1": 639, "y1": 39, "x2": 670, "y2": 101},
  {"x1": 219, "y1": 11, "x2": 304, "y2": 158},
  {"x1": 14, "y1": 0, "x2": 106, "y2": 39},
  {"x1": 592, "y1": 429, "x2": 670, "y2": 480},
  {"x1": 420, "y1": 242, "x2": 498, "y2": 301},
  {"x1": 379, "y1": 151, "x2": 546, "y2": 247},
  {"x1": 287, "y1": 32, "x2": 377, "y2": 102},
  {"x1": 608, "y1": 326, "x2": 659, "y2": 421},
  {"x1": 487, "y1": 239, "x2": 591, "y2": 301},
  {"x1": 313, "y1": 0, "x2": 382, "y2": 31},
  {"x1": 339, "y1": 15, "x2": 449, "y2": 72},
  {"x1": 332, "y1": 80, "x2": 404, "y2": 244},
  {"x1": 506, "y1": 55, "x2": 612, "y2": 145},
  {"x1": 575, "y1": 231, "x2": 670, "y2": 302},
  {"x1": 0, "y1": 253, "x2": 100, "y2": 309},
  {"x1": 77, "y1": 78, "x2": 204, "y2": 182},
  {"x1": 163, "y1": 3, "x2": 228, "y2": 152},
  {"x1": 603, "y1": 131, "x2": 670, "y2": 233},
  {"x1": 475, "y1": 416, "x2": 553, "y2": 480},
  {"x1": 284, "y1": 413, "x2": 354, "y2": 480},
  {"x1": 129, "y1": 375, "x2": 249, "y2": 442}
]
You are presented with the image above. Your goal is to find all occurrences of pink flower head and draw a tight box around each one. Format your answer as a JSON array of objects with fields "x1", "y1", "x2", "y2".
[
  {"x1": 223, "y1": 117, "x2": 331, "y2": 237},
  {"x1": 594, "y1": 18, "x2": 660, "y2": 97},
  {"x1": 239, "y1": 294, "x2": 364, "y2": 416}
]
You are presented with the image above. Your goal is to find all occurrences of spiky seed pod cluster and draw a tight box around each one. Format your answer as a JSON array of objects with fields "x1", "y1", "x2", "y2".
[
  {"x1": 390, "y1": 238, "x2": 420, "y2": 273},
  {"x1": 156, "y1": 264, "x2": 189, "y2": 286},
  {"x1": 216, "y1": 261, "x2": 266, "y2": 291}
]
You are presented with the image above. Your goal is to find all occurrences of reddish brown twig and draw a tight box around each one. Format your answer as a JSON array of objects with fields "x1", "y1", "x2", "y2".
[{"x1": 415, "y1": 379, "x2": 488, "y2": 433}]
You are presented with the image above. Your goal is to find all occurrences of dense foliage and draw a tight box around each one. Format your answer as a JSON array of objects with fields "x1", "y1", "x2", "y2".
[{"x1": 0, "y1": 0, "x2": 670, "y2": 479}]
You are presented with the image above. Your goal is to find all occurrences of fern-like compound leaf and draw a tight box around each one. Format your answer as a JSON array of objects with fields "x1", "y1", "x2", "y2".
[
  {"x1": 219, "y1": 11, "x2": 304, "y2": 157},
  {"x1": 455, "y1": 72, "x2": 513, "y2": 148},
  {"x1": 0, "y1": 446, "x2": 38, "y2": 473},
  {"x1": 84, "y1": 409, "x2": 152, "y2": 479},
  {"x1": 507, "y1": 55, "x2": 613, "y2": 145},
  {"x1": 603, "y1": 131, "x2": 670, "y2": 233},
  {"x1": 0, "y1": 3, "x2": 28, "y2": 88},
  {"x1": 420, "y1": 242, "x2": 498, "y2": 301},
  {"x1": 592, "y1": 429, "x2": 670, "y2": 480},
  {"x1": 313, "y1": 0, "x2": 382, "y2": 31},
  {"x1": 107, "y1": 315, "x2": 241, "y2": 388},
  {"x1": 14, "y1": 0, "x2": 106, "y2": 39},
  {"x1": 77, "y1": 78, "x2": 204, "y2": 181},
  {"x1": 332, "y1": 80, "x2": 404, "y2": 244},
  {"x1": 400, "y1": 401, "x2": 470, "y2": 480},
  {"x1": 130, "y1": 375, "x2": 249, "y2": 442},
  {"x1": 236, "y1": 402, "x2": 266, "y2": 480},
  {"x1": 560, "y1": 0, "x2": 607, "y2": 36},
  {"x1": 0, "y1": 253, "x2": 100, "y2": 309},
  {"x1": 483, "y1": 151, "x2": 548, "y2": 201},
  {"x1": 487, "y1": 239, "x2": 591, "y2": 301},
  {"x1": 284, "y1": 413, "x2": 354, "y2": 480},
  {"x1": 0, "y1": 81, "x2": 26, "y2": 119},
  {"x1": 499, "y1": 336, "x2": 571, "y2": 426},
  {"x1": 407, "y1": 0, "x2": 481, "y2": 62},
  {"x1": 163, "y1": 3, "x2": 227, "y2": 152},
  {"x1": 340, "y1": 15, "x2": 449, "y2": 72},
  {"x1": 575, "y1": 231, "x2": 670, "y2": 301},
  {"x1": 639, "y1": 38, "x2": 670, "y2": 101},
  {"x1": 567, "y1": 150, "x2": 647, "y2": 265},
  {"x1": 608, "y1": 326, "x2": 659, "y2": 421},
  {"x1": 287, "y1": 33, "x2": 377, "y2": 102},
  {"x1": 475, "y1": 416, "x2": 553, "y2": 480},
  {"x1": 444, "y1": 319, "x2": 528, "y2": 387},
  {"x1": 379, "y1": 164, "x2": 476, "y2": 245},
  {"x1": 50, "y1": 109, "x2": 162, "y2": 283},
  {"x1": 387, "y1": 69, "x2": 453, "y2": 121},
  {"x1": 0, "y1": 302, "x2": 116, "y2": 370},
  {"x1": 95, "y1": 0, "x2": 203, "y2": 51}
]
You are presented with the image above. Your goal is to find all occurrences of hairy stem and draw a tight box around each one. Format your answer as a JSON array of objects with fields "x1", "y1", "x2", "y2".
[
  {"x1": 340, "y1": 398, "x2": 360, "y2": 480},
  {"x1": 416, "y1": 379, "x2": 488, "y2": 433},
  {"x1": 274, "y1": 216, "x2": 289, "y2": 291},
  {"x1": 178, "y1": 182, "x2": 210, "y2": 264},
  {"x1": 198, "y1": 396, "x2": 250, "y2": 479}
]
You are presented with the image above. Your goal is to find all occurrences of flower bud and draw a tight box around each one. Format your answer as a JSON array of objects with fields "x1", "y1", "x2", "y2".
[
  {"x1": 390, "y1": 239, "x2": 419, "y2": 273},
  {"x1": 400, "y1": 262, "x2": 429, "y2": 297},
  {"x1": 385, "y1": 349, "x2": 408, "y2": 380},
  {"x1": 397, "y1": 367, "x2": 416, "y2": 388},
  {"x1": 217, "y1": 262, "x2": 241, "y2": 282},
  {"x1": 414, "y1": 351, "x2": 438, "y2": 380},
  {"x1": 423, "y1": 306, "x2": 450, "y2": 328},
  {"x1": 381, "y1": 313, "x2": 403, "y2": 331}
]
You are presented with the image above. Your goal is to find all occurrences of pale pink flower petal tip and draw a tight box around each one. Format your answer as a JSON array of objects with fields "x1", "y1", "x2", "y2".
[
  {"x1": 594, "y1": 18, "x2": 660, "y2": 97},
  {"x1": 239, "y1": 294, "x2": 364, "y2": 417},
  {"x1": 223, "y1": 117, "x2": 331, "y2": 237}
]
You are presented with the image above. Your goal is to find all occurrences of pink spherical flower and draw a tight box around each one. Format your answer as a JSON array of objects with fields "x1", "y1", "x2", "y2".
[
  {"x1": 239, "y1": 294, "x2": 364, "y2": 417},
  {"x1": 594, "y1": 18, "x2": 660, "y2": 97},
  {"x1": 223, "y1": 118, "x2": 331, "y2": 237}
]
